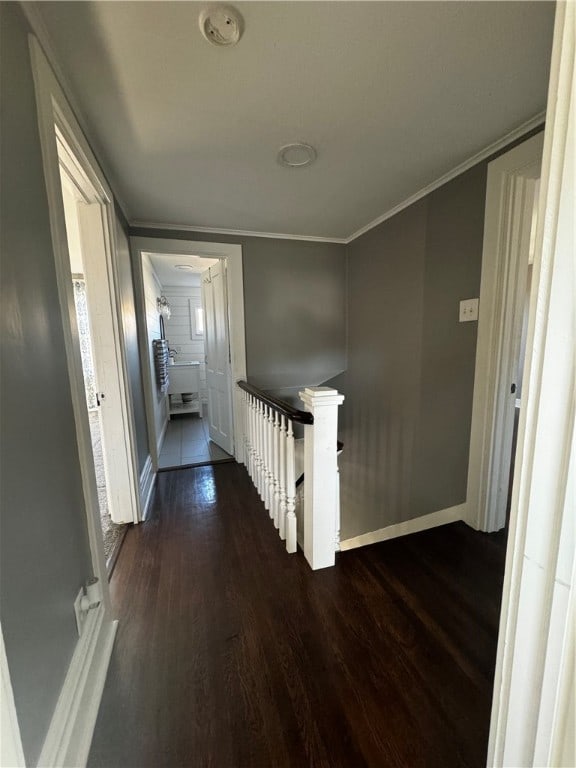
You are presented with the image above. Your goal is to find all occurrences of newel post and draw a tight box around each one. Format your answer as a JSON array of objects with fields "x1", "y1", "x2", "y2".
[{"x1": 298, "y1": 387, "x2": 345, "y2": 570}]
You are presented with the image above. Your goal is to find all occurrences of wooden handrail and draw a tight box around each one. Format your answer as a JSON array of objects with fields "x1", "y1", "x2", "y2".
[{"x1": 237, "y1": 380, "x2": 314, "y2": 424}]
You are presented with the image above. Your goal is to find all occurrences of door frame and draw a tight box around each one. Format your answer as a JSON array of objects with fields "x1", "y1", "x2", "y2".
[
  {"x1": 465, "y1": 132, "x2": 543, "y2": 532},
  {"x1": 131, "y1": 236, "x2": 247, "y2": 466},
  {"x1": 30, "y1": 36, "x2": 141, "y2": 593},
  {"x1": 488, "y1": 1, "x2": 575, "y2": 763}
]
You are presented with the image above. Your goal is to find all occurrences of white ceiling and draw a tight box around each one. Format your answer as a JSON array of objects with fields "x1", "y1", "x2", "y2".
[
  {"x1": 147, "y1": 252, "x2": 219, "y2": 287},
  {"x1": 34, "y1": 1, "x2": 554, "y2": 240}
]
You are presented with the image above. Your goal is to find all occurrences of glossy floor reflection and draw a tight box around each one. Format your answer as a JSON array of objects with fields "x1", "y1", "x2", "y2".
[
  {"x1": 158, "y1": 413, "x2": 232, "y2": 469},
  {"x1": 89, "y1": 463, "x2": 507, "y2": 768}
]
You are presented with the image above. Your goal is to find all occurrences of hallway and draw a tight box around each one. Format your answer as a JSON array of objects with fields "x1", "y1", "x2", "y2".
[{"x1": 88, "y1": 463, "x2": 507, "y2": 768}]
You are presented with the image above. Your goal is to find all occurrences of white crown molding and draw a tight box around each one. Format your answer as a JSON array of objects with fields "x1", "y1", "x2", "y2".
[
  {"x1": 22, "y1": 0, "x2": 545, "y2": 248},
  {"x1": 20, "y1": 2, "x2": 132, "y2": 222},
  {"x1": 131, "y1": 112, "x2": 544, "y2": 246},
  {"x1": 343, "y1": 111, "x2": 546, "y2": 244},
  {"x1": 130, "y1": 220, "x2": 347, "y2": 245}
]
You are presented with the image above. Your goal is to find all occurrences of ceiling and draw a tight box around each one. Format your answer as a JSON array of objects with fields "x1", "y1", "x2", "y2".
[
  {"x1": 34, "y1": 2, "x2": 555, "y2": 240},
  {"x1": 147, "y1": 252, "x2": 219, "y2": 287}
]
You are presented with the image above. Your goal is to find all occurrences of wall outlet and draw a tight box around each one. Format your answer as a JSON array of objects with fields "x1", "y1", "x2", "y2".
[
  {"x1": 73, "y1": 588, "x2": 87, "y2": 637},
  {"x1": 459, "y1": 298, "x2": 479, "y2": 322}
]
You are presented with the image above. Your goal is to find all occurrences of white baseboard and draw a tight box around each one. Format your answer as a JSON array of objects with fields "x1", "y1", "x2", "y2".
[
  {"x1": 37, "y1": 606, "x2": 117, "y2": 768},
  {"x1": 339, "y1": 504, "x2": 465, "y2": 551},
  {"x1": 139, "y1": 455, "x2": 156, "y2": 522}
]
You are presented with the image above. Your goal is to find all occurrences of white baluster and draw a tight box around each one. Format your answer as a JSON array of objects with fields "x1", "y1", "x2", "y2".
[
  {"x1": 255, "y1": 399, "x2": 260, "y2": 482},
  {"x1": 258, "y1": 402, "x2": 264, "y2": 499},
  {"x1": 272, "y1": 412, "x2": 280, "y2": 529},
  {"x1": 263, "y1": 405, "x2": 271, "y2": 510},
  {"x1": 285, "y1": 419, "x2": 297, "y2": 554},
  {"x1": 243, "y1": 391, "x2": 250, "y2": 474},
  {"x1": 267, "y1": 407, "x2": 276, "y2": 518},
  {"x1": 278, "y1": 415, "x2": 287, "y2": 540},
  {"x1": 248, "y1": 394, "x2": 255, "y2": 480}
]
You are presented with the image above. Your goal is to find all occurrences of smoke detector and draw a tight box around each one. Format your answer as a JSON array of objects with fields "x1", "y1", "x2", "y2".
[
  {"x1": 199, "y1": 5, "x2": 243, "y2": 47},
  {"x1": 278, "y1": 143, "x2": 318, "y2": 168}
]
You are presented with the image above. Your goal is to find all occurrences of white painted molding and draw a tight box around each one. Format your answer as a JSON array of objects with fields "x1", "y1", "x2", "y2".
[
  {"x1": 131, "y1": 113, "x2": 544, "y2": 246},
  {"x1": 139, "y1": 455, "x2": 156, "y2": 522},
  {"x1": 22, "y1": 0, "x2": 544, "y2": 248},
  {"x1": 339, "y1": 504, "x2": 465, "y2": 552},
  {"x1": 37, "y1": 605, "x2": 118, "y2": 768},
  {"x1": 465, "y1": 132, "x2": 543, "y2": 533},
  {"x1": 488, "y1": 2, "x2": 576, "y2": 763},
  {"x1": 1, "y1": 624, "x2": 25, "y2": 768},
  {"x1": 130, "y1": 220, "x2": 346, "y2": 245},
  {"x1": 344, "y1": 112, "x2": 546, "y2": 243}
]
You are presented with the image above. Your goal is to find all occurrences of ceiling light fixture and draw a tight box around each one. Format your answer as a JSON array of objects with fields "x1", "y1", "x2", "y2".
[
  {"x1": 278, "y1": 143, "x2": 317, "y2": 168},
  {"x1": 175, "y1": 264, "x2": 196, "y2": 271},
  {"x1": 199, "y1": 5, "x2": 243, "y2": 47}
]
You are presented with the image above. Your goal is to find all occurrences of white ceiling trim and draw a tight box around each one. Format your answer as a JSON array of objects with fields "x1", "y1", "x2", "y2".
[
  {"x1": 132, "y1": 112, "x2": 545, "y2": 247},
  {"x1": 343, "y1": 111, "x2": 546, "y2": 244},
  {"x1": 24, "y1": 1, "x2": 545, "y2": 249},
  {"x1": 130, "y1": 221, "x2": 347, "y2": 245}
]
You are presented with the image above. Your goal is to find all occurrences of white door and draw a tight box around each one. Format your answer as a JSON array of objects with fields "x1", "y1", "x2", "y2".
[{"x1": 202, "y1": 262, "x2": 234, "y2": 455}]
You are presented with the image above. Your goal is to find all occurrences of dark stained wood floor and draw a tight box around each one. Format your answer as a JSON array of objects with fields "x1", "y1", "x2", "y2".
[{"x1": 88, "y1": 463, "x2": 507, "y2": 768}]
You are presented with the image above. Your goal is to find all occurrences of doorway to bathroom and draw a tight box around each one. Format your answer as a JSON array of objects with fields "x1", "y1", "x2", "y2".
[{"x1": 131, "y1": 237, "x2": 247, "y2": 472}]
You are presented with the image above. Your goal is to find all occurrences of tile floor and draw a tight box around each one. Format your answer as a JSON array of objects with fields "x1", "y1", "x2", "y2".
[{"x1": 158, "y1": 413, "x2": 233, "y2": 469}]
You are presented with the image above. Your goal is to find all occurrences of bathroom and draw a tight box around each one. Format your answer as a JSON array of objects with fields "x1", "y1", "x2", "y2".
[{"x1": 142, "y1": 252, "x2": 233, "y2": 469}]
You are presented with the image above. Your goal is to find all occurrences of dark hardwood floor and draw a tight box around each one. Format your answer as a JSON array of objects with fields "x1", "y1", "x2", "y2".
[{"x1": 88, "y1": 463, "x2": 507, "y2": 768}]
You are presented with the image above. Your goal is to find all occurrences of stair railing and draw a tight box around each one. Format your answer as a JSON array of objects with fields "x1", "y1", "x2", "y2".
[{"x1": 237, "y1": 381, "x2": 344, "y2": 570}]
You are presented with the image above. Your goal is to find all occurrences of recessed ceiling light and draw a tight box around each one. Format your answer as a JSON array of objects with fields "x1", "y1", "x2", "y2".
[
  {"x1": 175, "y1": 264, "x2": 196, "y2": 271},
  {"x1": 278, "y1": 143, "x2": 317, "y2": 168},
  {"x1": 199, "y1": 5, "x2": 243, "y2": 47}
]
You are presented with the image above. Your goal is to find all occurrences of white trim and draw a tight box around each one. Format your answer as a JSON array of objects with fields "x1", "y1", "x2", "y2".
[
  {"x1": 1, "y1": 624, "x2": 25, "y2": 768},
  {"x1": 130, "y1": 220, "x2": 346, "y2": 245},
  {"x1": 37, "y1": 605, "x2": 118, "y2": 768},
  {"x1": 466, "y1": 133, "x2": 543, "y2": 533},
  {"x1": 22, "y1": 1, "x2": 543, "y2": 248},
  {"x1": 488, "y1": 1, "x2": 575, "y2": 763},
  {"x1": 130, "y1": 113, "x2": 544, "y2": 246},
  {"x1": 30, "y1": 36, "x2": 141, "y2": 533},
  {"x1": 139, "y1": 455, "x2": 156, "y2": 522},
  {"x1": 339, "y1": 504, "x2": 464, "y2": 552},
  {"x1": 131, "y1": 237, "x2": 247, "y2": 464},
  {"x1": 344, "y1": 112, "x2": 545, "y2": 243}
]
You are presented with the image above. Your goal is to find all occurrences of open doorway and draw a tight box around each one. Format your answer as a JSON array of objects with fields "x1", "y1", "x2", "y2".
[
  {"x1": 30, "y1": 37, "x2": 140, "y2": 600},
  {"x1": 142, "y1": 252, "x2": 233, "y2": 469},
  {"x1": 59, "y1": 169, "x2": 126, "y2": 565},
  {"x1": 131, "y1": 237, "x2": 247, "y2": 473},
  {"x1": 466, "y1": 132, "x2": 543, "y2": 533}
]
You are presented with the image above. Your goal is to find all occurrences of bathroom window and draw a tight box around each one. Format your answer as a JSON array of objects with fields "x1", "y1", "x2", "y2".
[{"x1": 189, "y1": 299, "x2": 205, "y2": 339}]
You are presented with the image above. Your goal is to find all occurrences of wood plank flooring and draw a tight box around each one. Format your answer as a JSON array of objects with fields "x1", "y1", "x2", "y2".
[{"x1": 88, "y1": 463, "x2": 507, "y2": 768}]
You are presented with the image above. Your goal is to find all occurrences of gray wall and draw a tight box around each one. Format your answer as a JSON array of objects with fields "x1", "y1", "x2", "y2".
[
  {"x1": 115, "y1": 212, "x2": 149, "y2": 474},
  {"x1": 334, "y1": 164, "x2": 487, "y2": 540},
  {"x1": 130, "y1": 227, "x2": 347, "y2": 397},
  {"x1": 0, "y1": 4, "x2": 93, "y2": 763}
]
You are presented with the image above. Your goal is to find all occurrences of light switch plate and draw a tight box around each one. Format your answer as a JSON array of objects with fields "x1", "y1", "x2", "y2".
[{"x1": 459, "y1": 298, "x2": 479, "y2": 322}]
